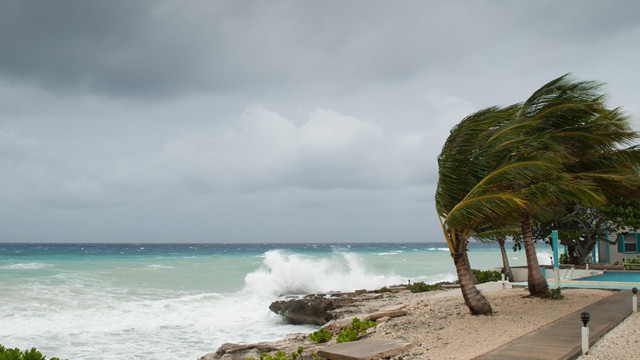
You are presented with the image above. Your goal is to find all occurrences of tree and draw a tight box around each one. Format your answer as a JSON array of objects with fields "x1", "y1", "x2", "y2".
[
  {"x1": 515, "y1": 76, "x2": 640, "y2": 269},
  {"x1": 499, "y1": 74, "x2": 639, "y2": 295},
  {"x1": 474, "y1": 225, "x2": 521, "y2": 282},
  {"x1": 436, "y1": 74, "x2": 639, "y2": 306},
  {"x1": 534, "y1": 194, "x2": 640, "y2": 266},
  {"x1": 436, "y1": 105, "x2": 555, "y2": 314}
]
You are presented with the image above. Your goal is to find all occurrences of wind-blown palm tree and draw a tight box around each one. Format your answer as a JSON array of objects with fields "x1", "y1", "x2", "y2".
[
  {"x1": 503, "y1": 75, "x2": 639, "y2": 295},
  {"x1": 435, "y1": 105, "x2": 559, "y2": 314},
  {"x1": 436, "y1": 74, "x2": 639, "y2": 310}
]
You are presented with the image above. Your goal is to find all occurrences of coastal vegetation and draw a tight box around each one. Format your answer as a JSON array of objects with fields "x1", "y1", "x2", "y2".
[
  {"x1": 0, "y1": 345, "x2": 65, "y2": 360},
  {"x1": 308, "y1": 328, "x2": 332, "y2": 343},
  {"x1": 406, "y1": 281, "x2": 442, "y2": 293},
  {"x1": 336, "y1": 317, "x2": 377, "y2": 343},
  {"x1": 436, "y1": 74, "x2": 640, "y2": 314},
  {"x1": 471, "y1": 269, "x2": 502, "y2": 283},
  {"x1": 529, "y1": 196, "x2": 640, "y2": 266},
  {"x1": 260, "y1": 317, "x2": 377, "y2": 359},
  {"x1": 545, "y1": 288, "x2": 564, "y2": 300}
]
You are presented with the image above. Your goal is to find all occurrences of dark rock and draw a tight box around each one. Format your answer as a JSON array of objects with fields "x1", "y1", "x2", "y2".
[{"x1": 269, "y1": 294, "x2": 356, "y2": 325}]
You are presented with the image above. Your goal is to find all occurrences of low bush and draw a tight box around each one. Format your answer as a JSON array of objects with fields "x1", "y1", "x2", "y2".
[
  {"x1": 308, "y1": 328, "x2": 332, "y2": 343},
  {"x1": 247, "y1": 347, "x2": 317, "y2": 360},
  {"x1": 336, "y1": 317, "x2": 376, "y2": 343},
  {"x1": 559, "y1": 253, "x2": 570, "y2": 264},
  {"x1": 405, "y1": 281, "x2": 442, "y2": 293},
  {"x1": 375, "y1": 286, "x2": 393, "y2": 293},
  {"x1": 0, "y1": 345, "x2": 65, "y2": 360},
  {"x1": 545, "y1": 288, "x2": 564, "y2": 300},
  {"x1": 471, "y1": 269, "x2": 502, "y2": 283}
]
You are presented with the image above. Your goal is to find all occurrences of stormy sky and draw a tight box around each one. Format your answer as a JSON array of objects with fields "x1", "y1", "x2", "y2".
[{"x1": 1, "y1": 1, "x2": 639, "y2": 243}]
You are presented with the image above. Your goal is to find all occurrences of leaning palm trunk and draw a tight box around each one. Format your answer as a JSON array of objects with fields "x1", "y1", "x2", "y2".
[
  {"x1": 452, "y1": 252, "x2": 492, "y2": 315},
  {"x1": 465, "y1": 252, "x2": 479, "y2": 284},
  {"x1": 497, "y1": 235, "x2": 514, "y2": 281},
  {"x1": 450, "y1": 233, "x2": 492, "y2": 315},
  {"x1": 520, "y1": 210, "x2": 548, "y2": 296}
]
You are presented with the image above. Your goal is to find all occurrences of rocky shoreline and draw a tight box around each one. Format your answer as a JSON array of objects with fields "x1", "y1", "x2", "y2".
[
  {"x1": 199, "y1": 286, "x2": 413, "y2": 360},
  {"x1": 199, "y1": 285, "x2": 615, "y2": 360}
]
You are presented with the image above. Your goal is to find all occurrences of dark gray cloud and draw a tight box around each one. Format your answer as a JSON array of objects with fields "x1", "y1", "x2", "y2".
[
  {"x1": 2, "y1": 0, "x2": 638, "y2": 100},
  {"x1": 0, "y1": 0, "x2": 638, "y2": 242}
]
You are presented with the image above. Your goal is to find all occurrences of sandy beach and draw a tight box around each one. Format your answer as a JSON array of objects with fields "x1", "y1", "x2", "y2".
[{"x1": 203, "y1": 284, "x2": 618, "y2": 359}]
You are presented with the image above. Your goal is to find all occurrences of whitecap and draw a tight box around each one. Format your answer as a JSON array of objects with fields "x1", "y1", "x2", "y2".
[
  {"x1": 0, "y1": 263, "x2": 51, "y2": 270},
  {"x1": 376, "y1": 251, "x2": 402, "y2": 256},
  {"x1": 148, "y1": 264, "x2": 170, "y2": 268},
  {"x1": 428, "y1": 247, "x2": 450, "y2": 252},
  {"x1": 412, "y1": 273, "x2": 458, "y2": 284}
]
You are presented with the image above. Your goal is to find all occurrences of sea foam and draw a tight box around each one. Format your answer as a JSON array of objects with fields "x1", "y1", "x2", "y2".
[
  {"x1": 243, "y1": 250, "x2": 405, "y2": 297},
  {"x1": 0, "y1": 263, "x2": 51, "y2": 270}
]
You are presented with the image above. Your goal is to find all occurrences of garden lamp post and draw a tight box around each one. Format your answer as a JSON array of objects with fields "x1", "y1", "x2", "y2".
[
  {"x1": 633, "y1": 287, "x2": 638, "y2": 313},
  {"x1": 580, "y1": 312, "x2": 590, "y2": 355}
]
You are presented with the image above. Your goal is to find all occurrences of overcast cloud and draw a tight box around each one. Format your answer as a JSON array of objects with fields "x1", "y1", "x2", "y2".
[{"x1": 1, "y1": 0, "x2": 639, "y2": 243}]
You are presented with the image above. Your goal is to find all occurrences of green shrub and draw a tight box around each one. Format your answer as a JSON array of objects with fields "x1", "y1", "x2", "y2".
[
  {"x1": 336, "y1": 326, "x2": 359, "y2": 343},
  {"x1": 247, "y1": 347, "x2": 317, "y2": 360},
  {"x1": 336, "y1": 317, "x2": 376, "y2": 343},
  {"x1": 471, "y1": 269, "x2": 502, "y2": 283},
  {"x1": 545, "y1": 288, "x2": 564, "y2": 300},
  {"x1": 559, "y1": 253, "x2": 570, "y2": 264},
  {"x1": 308, "y1": 328, "x2": 332, "y2": 343},
  {"x1": 0, "y1": 345, "x2": 64, "y2": 360},
  {"x1": 375, "y1": 286, "x2": 393, "y2": 293},
  {"x1": 406, "y1": 281, "x2": 442, "y2": 293}
]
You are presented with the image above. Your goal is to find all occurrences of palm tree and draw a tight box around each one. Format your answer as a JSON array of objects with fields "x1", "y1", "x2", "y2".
[
  {"x1": 474, "y1": 225, "x2": 520, "y2": 282},
  {"x1": 496, "y1": 234, "x2": 514, "y2": 281},
  {"x1": 505, "y1": 75, "x2": 639, "y2": 295},
  {"x1": 435, "y1": 105, "x2": 558, "y2": 314},
  {"x1": 436, "y1": 74, "x2": 639, "y2": 308}
]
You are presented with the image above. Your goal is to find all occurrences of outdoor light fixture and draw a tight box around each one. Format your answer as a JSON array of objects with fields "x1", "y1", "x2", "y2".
[
  {"x1": 633, "y1": 287, "x2": 638, "y2": 295},
  {"x1": 580, "y1": 312, "x2": 590, "y2": 327},
  {"x1": 580, "y1": 311, "x2": 590, "y2": 355}
]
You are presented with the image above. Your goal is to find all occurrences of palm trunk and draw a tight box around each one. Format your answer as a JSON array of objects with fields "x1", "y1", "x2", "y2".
[
  {"x1": 520, "y1": 210, "x2": 548, "y2": 296},
  {"x1": 497, "y1": 235, "x2": 514, "y2": 281},
  {"x1": 465, "y1": 252, "x2": 479, "y2": 284},
  {"x1": 451, "y1": 249, "x2": 492, "y2": 315}
]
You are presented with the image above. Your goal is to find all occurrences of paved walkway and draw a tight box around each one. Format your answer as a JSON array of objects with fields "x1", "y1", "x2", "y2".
[
  {"x1": 316, "y1": 338, "x2": 410, "y2": 360},
  {"x1": 474, "y1": 290, "x2": 635, "y2": 360}
]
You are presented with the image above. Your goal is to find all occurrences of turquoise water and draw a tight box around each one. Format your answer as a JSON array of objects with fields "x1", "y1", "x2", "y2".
[
  {"x1": 575, "y1": 271, "x2": 640, "y2": 282},
  {"x1": 0, "y1": 242, "x2": 545, "y2": 360}
]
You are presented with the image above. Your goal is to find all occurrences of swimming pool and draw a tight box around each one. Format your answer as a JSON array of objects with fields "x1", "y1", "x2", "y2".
[
  {"x1": 544, "y1": 271, "x2": 640, "y2": 290},
  {"x1": 574, "y1": 271, "x2": 640, "y2": 282}
]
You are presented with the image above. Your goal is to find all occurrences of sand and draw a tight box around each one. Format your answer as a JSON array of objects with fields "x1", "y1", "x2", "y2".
[{"x1": 348, "y1": 285, "x2": 612, "y2": 359}]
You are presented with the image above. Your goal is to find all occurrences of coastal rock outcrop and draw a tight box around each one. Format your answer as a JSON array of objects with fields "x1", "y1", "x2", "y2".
[
  {"x1": 268, "y1": 291, "x2": 390, "y2": 325},
  {"x1": 268, "y1": 294, "x2": 355, "y2": 325}
]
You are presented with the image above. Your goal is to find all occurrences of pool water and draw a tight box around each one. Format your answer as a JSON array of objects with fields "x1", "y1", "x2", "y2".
[{"x1": 574, "y1": 271, "x2": 640, "y2": 283}]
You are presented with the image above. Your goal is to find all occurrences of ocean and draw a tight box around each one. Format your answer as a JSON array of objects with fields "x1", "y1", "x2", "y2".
[{"x1": 0, "y1": 242, "x2": 550, "y2": 360}]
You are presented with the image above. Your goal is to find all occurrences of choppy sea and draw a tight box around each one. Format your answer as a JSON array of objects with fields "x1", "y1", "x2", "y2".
[{"x1": 0, "y1": 242, "x2": 551, "y2": 360}]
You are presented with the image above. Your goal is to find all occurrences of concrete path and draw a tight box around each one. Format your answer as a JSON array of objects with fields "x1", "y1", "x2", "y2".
[
  {"x1": 474, "y1": 290, "x2": 635, "y2": 360},
  {"x1": 316, "y1": 338, "x2": 410, "y2": 360}
]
